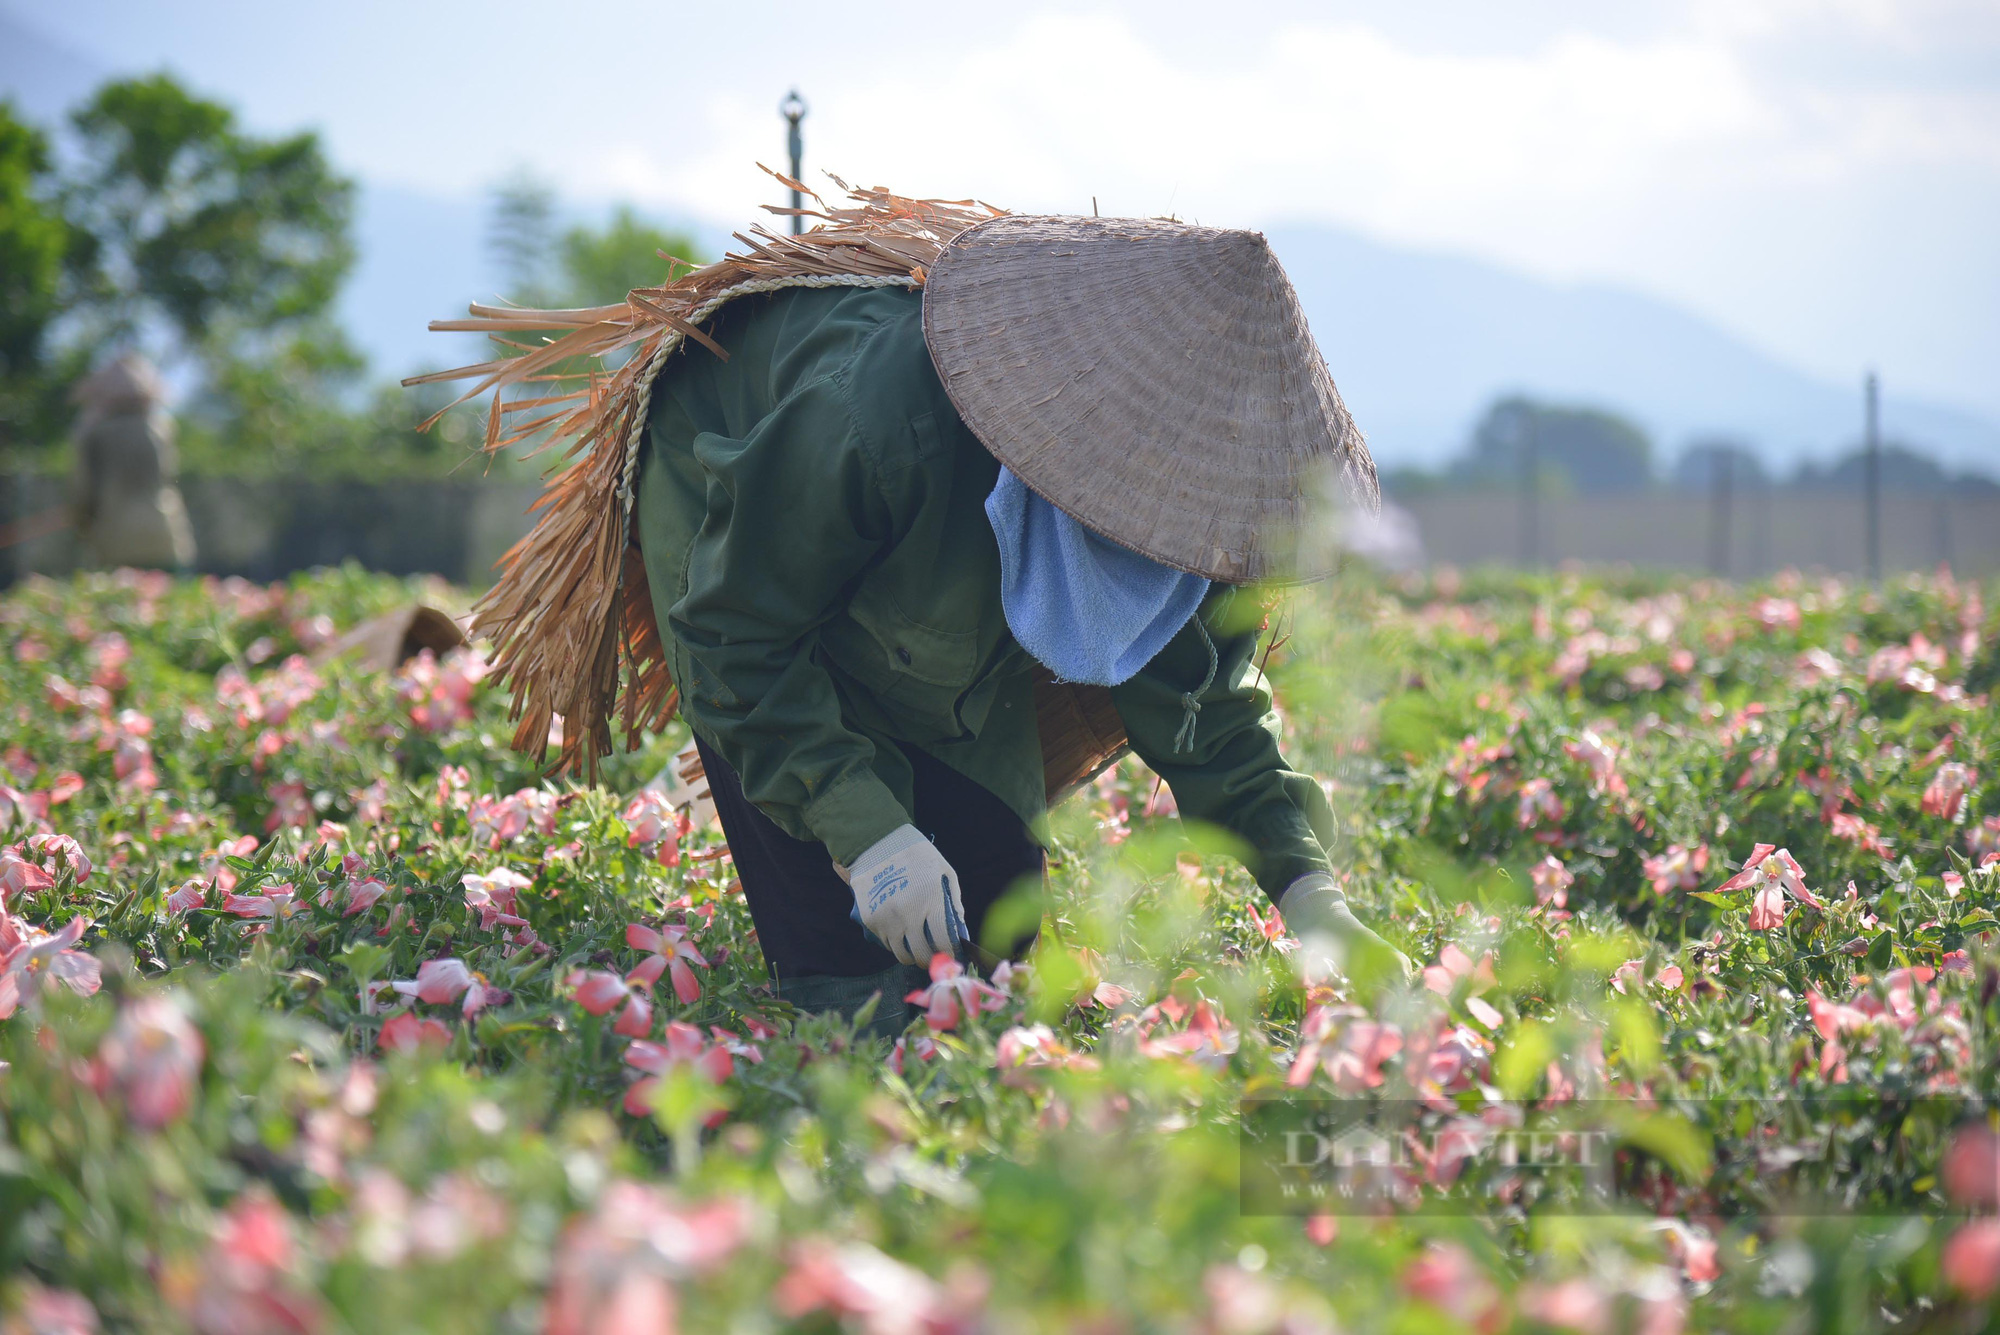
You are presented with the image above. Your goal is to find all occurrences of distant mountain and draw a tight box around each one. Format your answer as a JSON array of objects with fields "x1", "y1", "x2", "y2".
[{"x1": 1266, "y1": 223, "x2": 2000, "y2": 474}]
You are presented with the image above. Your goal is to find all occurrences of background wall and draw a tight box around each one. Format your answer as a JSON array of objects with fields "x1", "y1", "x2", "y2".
[
  {"x1": 9, "y1": 478, "x2": 1995, "y2": 585},
  {"x1": 2, "y1": 477, "x2": 541, "y2": 586},
  {"x1": 1399, "y1": 491, "x2": 2000, "y2": 578}
]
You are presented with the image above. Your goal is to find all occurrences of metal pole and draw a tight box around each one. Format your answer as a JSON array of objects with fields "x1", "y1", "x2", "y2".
[
  {"x1": 1520, "y1": 412, "x2": 1539, "y2": 568},
  {"x1": 1708, "y1": 449, "x2": 1734, "y2": 578},
  {"x1": 780, "y1": 90, "x2": 808, "y2": 236},
  {"x1": 1864, "y1": 372, "x2": 1880, "y2": 582}
]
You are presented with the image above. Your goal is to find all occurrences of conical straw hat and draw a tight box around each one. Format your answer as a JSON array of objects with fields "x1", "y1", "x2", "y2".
[{"x1": 922, "y1": 215, "x2": 1377, "y2": 583}]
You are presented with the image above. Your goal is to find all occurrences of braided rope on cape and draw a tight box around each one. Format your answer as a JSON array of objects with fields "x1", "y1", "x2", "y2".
[{"x1": 406, "y1": 173, "x2": 1003, "y2": 777}]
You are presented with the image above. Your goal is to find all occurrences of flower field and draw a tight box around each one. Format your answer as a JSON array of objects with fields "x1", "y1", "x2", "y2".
[{"x1": 2, "y1": 562, "x2": 1997, "y2": 1334}]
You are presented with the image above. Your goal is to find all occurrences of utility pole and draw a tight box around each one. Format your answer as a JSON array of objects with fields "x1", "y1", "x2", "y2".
[
  {"x1": 1864, "y1": 372, "x2": 1881, "y2": 583},
  {"x1": 780, "y1": 90, "x2": 808, "y2": 236}
]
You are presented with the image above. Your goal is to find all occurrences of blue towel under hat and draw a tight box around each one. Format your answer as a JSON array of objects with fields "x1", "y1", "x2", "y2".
[{"x1": 984, "y1": 466, "x2": 1210, "y2": 688}]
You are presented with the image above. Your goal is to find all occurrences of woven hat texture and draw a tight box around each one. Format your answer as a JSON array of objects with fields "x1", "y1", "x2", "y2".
[{"x1": 922, "y1": 215, "x2": 1376, "y2": 583}]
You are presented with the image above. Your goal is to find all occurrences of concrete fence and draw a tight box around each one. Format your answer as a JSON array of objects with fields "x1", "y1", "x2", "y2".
[
  {"x1": 3, "y1": 475, "x2": 543, "y2": 586},
  {"x1": 1399, "y1": 490, "x2": 2000, "y2": 578},
  {"x1": 6, "y1": 475, "x2": 1996, "y2": 586}
]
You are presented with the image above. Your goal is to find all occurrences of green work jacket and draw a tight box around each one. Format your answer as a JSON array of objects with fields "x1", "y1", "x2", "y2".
[{"x1": 633, "y1": 284, "x2": 1334, "y2": 898}]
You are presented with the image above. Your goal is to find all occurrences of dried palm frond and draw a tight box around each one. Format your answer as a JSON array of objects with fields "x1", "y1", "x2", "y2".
[{"x1": 408, "y1": 171, "x2": 1005, "y2": 777}]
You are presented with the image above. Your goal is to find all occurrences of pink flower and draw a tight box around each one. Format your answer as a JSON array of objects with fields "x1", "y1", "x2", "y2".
[
  {"x1": 1656, "y1": 1220, "x2": 1720, "y2": 1283},
  {"x1": 626, "y1": 922, "x2": 707, "y2": 1005},
  {"x1": 391, "y1": 958, "x2": 495, "y2": 1017},
  {"x1": 1402, "y1": 1241, "x2": 1498, "y2": 1326},
  {"x1": 166, "y1": 879, "x2": 208, "y2": 914},
  {"x1": 378, "y1": 1011, "x2": 451, "y2": 1054},
  {"x1": 773, "y1": 1240, "x2": 971, "y2": 1333},
  {"x1": 7, "y1": 1281, "x2": 99, "y2": 1335},
  {"x1": 1716, "y1": 844, "x2": 1821, "y2": 931},
  {"x1": 349, "y1": 780, "x2": 390, "y2": 827},
  {"x1": 1923, "y1": 763, "x2": 1976, "y2": 822},
  {"x1": 1942, "y1": 1219, "x2": 2000, "y2": 1300},
  {"x1": 200, "y1": 836, "x2": 259, "y2": 894},
  {"x1": 1942, "y1": 1124, "x2": 1999, "y2": 1209},
  {"x1": 569, "y1": 968, "x2": 652, "y2": 1037},
  {"x1": 621, "y1": 1021, "x2": 734, "y2": 1115},
  {"x1": 1, "y1": 914, "x2": 100, "y2": 1014},
  {"x1": 1563, "y1": 729, "x2": 1627, "y2": 797},
  {"x1": 1324, "y1": 1019, "x2": 1403, "y2": 1090},
  {"x1": 220, "y1": 884, "x2": 297, "y2": 920},
  {"x1": 570, "y1": 969, "x2": 629, "y2": 1016},
  {"x1": 1799, "y1": 765, "x2": 1853, "y2": 822},
  {"x1": 621, "y1": 791, "x2": 690, "y2": 867},
  {"x1": 97, "y1": 995, "x2": 205, "y2": 1131},
  {"x1": 1530, "y1": 855, "x2": 1573, "y2": 909},
  {"x1": 264, "y1": 782, "x2": 313, "y2": 833},
  {"x1": 888, "y1": 1032, "x2": 938, "y2": 1076},
  {"x1": 993, "y1": 1024, "x2": 1099, "y2": 1086},
  {"x1": 468, "y1": 787, "x2": 557, "y2": 848},
  {"x1": 178, "y1": 1189, "x2": 323, "y2": 1335},
  {"x1": 393, "y1": 647, "x2": 487, "y2": 734},
  {"x1": 1968, "y1": 817, "x2": 2000, "y2": 864},
  {"x1": 461, "y1": 868, "x2": 531, "y2": 931},
  {"x1": 1422, "y1": 943, "x2": 1495, "y2": 997},
  {"x1": 1829, "y1": 812, "x2": 1894, "y2": 858},
  {"x1": 1134, "y1": 998, "x2": 1241, "y2": 1070},
  {"x1": 905, "y1": 954, "x2": 1010, "y2": 1031},
  {"x1": 1519, "y1": 1277, "x2": 1612, "y2": 1333},
  {"x1": 0, "y1": 783, "x2": 49, "y2": 838},
  {"x1": 545, "y1": 1184, "x2": 748, "y2": 1335},
  {"x1": 1515, "y1": 777, "x2": 1564, "y2": 830},
  {"x1": 1643, "y1": 844, "x2": 1710, "y2": 895},
  {"x1": 0, "y1": 846, "x2": 55, "y2": 899},
  {"x1": 342, "y1": 876, "x2": 390, "y2": 918},
  {"x1": 22, "y1": 833, "x2": 92, "y2": 883}
]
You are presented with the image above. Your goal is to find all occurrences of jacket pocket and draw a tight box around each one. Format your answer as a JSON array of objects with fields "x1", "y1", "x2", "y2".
[{"x1": 820, "y1": 581, "x2": 981, "y2": 732}]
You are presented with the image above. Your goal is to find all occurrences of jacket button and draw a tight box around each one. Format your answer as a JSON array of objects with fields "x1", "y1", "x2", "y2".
[{"x1": 895, "y1": 647, "x2": 913, "y2": 666}]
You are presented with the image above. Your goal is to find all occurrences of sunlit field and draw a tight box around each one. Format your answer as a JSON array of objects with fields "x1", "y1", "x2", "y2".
[{"x1": 2, "y1": 564, "x2": 1996, "y2": 1333}]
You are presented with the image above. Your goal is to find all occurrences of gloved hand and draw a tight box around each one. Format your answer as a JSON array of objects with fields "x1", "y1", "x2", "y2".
[
  {"x1": 1277, "y1": 873, "x2": 1412, "y2": 986},
  {"x1": 845, "y1": 824, "x2": 969, "y2": 966}
]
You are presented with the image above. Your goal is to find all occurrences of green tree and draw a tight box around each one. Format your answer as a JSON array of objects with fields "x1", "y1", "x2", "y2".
[
  {"x1": 62, "y1": 74, "x2": 355, "y2": 359},
  {"x1": 1458, "y1": 395, "x2": 1654, "y2": 495},
  {"x1": 487, "y1": 170, "x2": 559, "y2": 308},
  {"x1": 0, "y1": 101, "x2": 73, "y2": 462},
  {"x1": 558, "y1": 205, "x2": 702, "y2": 306}
]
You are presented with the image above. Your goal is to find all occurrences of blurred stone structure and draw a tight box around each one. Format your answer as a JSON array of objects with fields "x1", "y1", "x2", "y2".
[{"x1": 69, "y1": 355, "x2": 197, "y2": 570}]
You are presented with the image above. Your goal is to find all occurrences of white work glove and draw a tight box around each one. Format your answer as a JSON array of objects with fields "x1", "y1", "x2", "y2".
[
  {"x1": 1277, "y1": 873, "x2": 1412, "y2": 985},
  {"x1": 846, "y1": 824, "x2": 969, "y2": 966}
]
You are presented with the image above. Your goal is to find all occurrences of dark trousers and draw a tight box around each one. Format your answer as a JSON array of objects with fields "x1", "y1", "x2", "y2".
[{"x1": 694, "y1": 736, "x2": 1045, "y2": 988}]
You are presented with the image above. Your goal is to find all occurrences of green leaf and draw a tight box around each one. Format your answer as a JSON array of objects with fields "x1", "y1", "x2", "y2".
[
  {"x1": 1865, "y1": 930, "x2": 1896, "y2": 973},
  {"x1": 1495, "y1": 1020, "x2": 1555, "y2": 1099}
]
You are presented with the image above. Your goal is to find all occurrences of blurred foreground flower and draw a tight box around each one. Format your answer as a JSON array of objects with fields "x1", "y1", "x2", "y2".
[
  {"x1": 91, "y1": 994, "x2": 204, "y2": 1131},
  {"x1": 774, "y1": 1240, "x2": 983, "y2": 1335},
  {"x1": 545, "y1": 1183, "x2": 749, "y2": 1335}
]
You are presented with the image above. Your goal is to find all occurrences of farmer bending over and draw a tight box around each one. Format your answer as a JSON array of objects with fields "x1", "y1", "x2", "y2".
[{"x1": 632, "y1": 216, "x2": 1404, "y2": 1033}]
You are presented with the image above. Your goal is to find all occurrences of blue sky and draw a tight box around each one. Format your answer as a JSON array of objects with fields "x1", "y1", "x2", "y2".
[{"x1": 8, "y1": 0, "x2": 1998, "y2": 425}]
